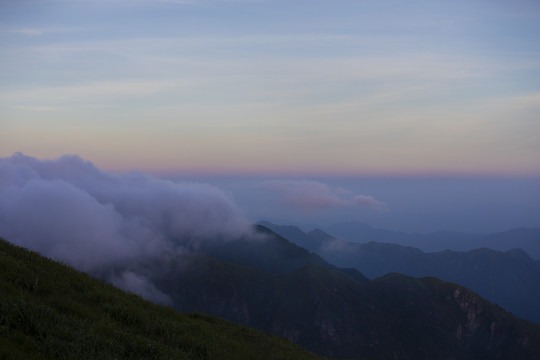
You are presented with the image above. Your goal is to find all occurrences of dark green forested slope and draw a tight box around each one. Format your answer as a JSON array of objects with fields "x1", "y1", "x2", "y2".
[
  {"x1": 4, "y1": 230, "x2": 540, "y2": 360},
  {"x1": 152, "y1": 256, "x2": 540, "y2": 360},
  {"x1": 261, "y1": 222, "x2": 540, "y2": 324},
  {"x1": 0, "y1": 238, "x2": 327, "y2": 360}
]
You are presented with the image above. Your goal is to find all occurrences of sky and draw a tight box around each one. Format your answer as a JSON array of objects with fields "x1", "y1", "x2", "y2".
[{"x1": 1, "y1": 0, "x2": 540, "y2": 233}]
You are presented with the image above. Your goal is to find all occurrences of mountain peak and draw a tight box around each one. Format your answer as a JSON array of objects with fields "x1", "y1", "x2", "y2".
[{"x1": 306, "y1": 229, "x2": 334, "y2": 241}]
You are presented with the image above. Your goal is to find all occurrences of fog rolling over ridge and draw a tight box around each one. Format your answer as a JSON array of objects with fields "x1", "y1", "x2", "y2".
[
  {"x1": 1, "y1": 152, "x2": 538, "y2": 308},
  {"x1": 0, "y1": 153, "x2": 252, "y2": 303}
]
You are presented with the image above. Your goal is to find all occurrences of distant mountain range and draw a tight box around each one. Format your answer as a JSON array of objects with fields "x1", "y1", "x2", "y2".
[
  {"x1": 260, "y1": 221, "x2": 540, "y2": 324},
  {"x1": 128, "y1": 226, "x2": 540, "y2": 359},
  {"x1": 316, "y1": 221, "x2": 540, "y2": 259}
]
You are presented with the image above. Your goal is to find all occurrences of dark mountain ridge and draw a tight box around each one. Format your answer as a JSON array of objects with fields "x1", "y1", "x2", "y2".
[
  {"x1": 147, "y1": 253, "x2": 540, "y2": 359},
  {"x1": 307, "y1": 221, "x2": 540, "y2": 259},
  {"x1": 123, "y1": 226, "x2": 540, "y2": 359},
  {"x1": 261, "y1": 221, "x2": 540, "y2": 324},
  {"x1": 4, "y1": 226, "x2": 540, "y2": 359},
  {"x1": 196, "y1": 224, "x2": 369, "y2": 283}
]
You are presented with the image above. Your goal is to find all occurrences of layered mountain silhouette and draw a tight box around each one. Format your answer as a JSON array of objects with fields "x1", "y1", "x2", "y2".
[
  {"x1": 316, "y1": 221, "x2": 540, "y2": 259},
  {"x1": 261, "y1": 221, "x2": 540, "y2": 324},
  {"x1": 150, "y1": 254, "x2": 540, "y2": 359},
  {"x1": 3, "y1": 225, "x2": 540, "y2": 359},
  {"x1": 121, "y1": 226, "x2": 540, "y2": 359}
]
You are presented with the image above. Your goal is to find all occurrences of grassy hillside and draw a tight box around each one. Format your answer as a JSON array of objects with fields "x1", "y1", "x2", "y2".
[{"x1": 0, "y1": 238, "x2": 327, "y2": 360}]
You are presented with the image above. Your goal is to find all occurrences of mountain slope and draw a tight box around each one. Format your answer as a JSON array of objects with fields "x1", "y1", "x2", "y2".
[
  {"x1": 480, "y1": 228, "x2": 540, "y2": 259},
  {"x1": 200, "y1": 225, "x2": 330, "y2": 274},
  {"x1": 318, "y1": 221, "x2": 540, "y2": 259},
  {"x1": 261, "y1": 222, "x2": 540, "y2": 324},
  {"x1": 198, "y1": 225, "x2": 369, "y2": 283},
  {"x1": 5, "y1": 231, "x2": 540, "y2": 359},
  {"x1": 0, "y1": 238, "x2": 326, "y2": 360},
  {"x1": 148, "y1": 254, "x2": 540, "y2": 359}
]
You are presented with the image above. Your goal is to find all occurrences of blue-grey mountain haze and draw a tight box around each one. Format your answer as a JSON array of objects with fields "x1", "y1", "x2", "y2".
[{"x1": 183, "y1": 176, "x2": 540, "y2": 234}]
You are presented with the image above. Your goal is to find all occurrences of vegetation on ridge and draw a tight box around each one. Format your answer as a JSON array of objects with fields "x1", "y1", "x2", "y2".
[{"x1": 0, "y1": 237, "x2": 327, "y2": 360}]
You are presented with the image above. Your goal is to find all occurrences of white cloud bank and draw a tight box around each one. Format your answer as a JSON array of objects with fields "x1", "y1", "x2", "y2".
[{"x1": 0, "y1": 153, "x2": 251, "y2": 300}]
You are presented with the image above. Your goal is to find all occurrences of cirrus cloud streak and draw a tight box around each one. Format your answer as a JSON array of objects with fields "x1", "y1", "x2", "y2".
[{"x1": 259, "y1": 180, "x2": 386, "y2": 212}]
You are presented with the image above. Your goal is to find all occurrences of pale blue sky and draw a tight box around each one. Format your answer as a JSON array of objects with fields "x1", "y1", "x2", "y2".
[{"x1": 1, "y1": 0, "x2": 540, "y2": 175}]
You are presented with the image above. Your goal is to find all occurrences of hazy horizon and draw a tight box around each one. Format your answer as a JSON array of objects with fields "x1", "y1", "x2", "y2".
[
  {"x1": 2, "y1": 153, "x2": 539, "y2": 236},
  {"x1": 2, "y1": 1, "x2": 539, "y2": 234},
  {"x1": 172, "y1": 173, "x2": 540, "y2": 234}
]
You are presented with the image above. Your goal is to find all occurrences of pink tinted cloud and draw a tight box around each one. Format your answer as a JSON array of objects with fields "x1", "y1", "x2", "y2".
[{"x1": 260, "y1": 180, "x2": 385, "y2": 212}]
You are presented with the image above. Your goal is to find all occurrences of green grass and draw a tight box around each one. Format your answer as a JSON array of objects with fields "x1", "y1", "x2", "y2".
[{"x1": 0, "y1": 238, "x2": 327, "y2": 360}]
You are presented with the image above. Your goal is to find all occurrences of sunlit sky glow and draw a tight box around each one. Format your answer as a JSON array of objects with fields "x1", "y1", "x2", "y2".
[
  {"x1": 1, "y1": 0, "x2": 540, "y2": 176},
  {"x1": 1, "y1": 0, "x2": 540, "y2": 234}
]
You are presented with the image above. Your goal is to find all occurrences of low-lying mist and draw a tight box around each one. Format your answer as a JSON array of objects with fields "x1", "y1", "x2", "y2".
[{"x1": 0, "y1": 153, "x2": 252, "y2": 303}]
